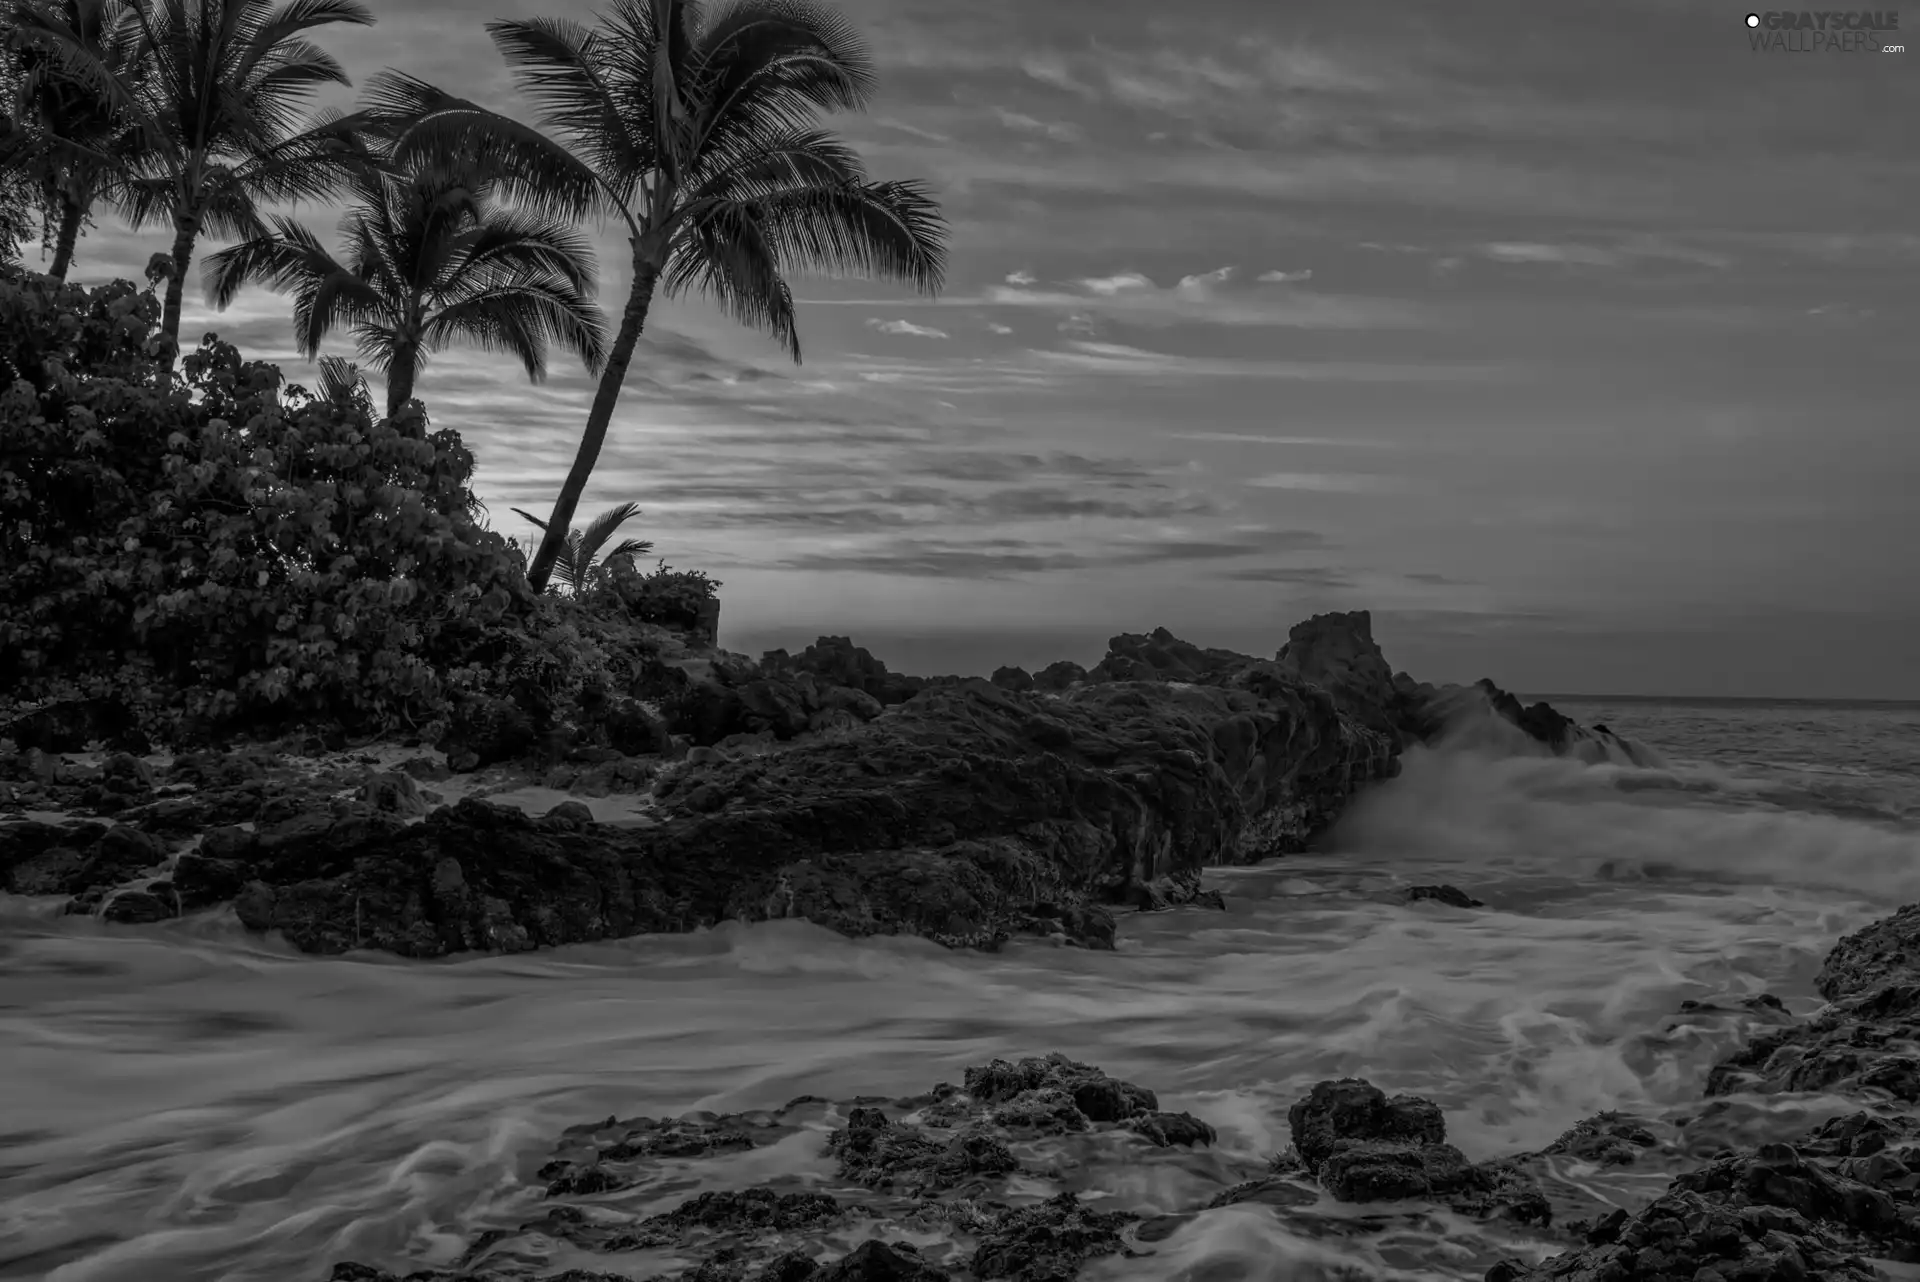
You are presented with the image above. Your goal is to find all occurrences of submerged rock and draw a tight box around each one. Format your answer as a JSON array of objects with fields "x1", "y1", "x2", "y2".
[
  {"x1": 1405, "y1": 883, "x2": 1485, "y2": 908},
  {"x1": 332, "y1": 1053, "x2": 1181, "y2": 1282},
  {"x1": 1284, "y1": 1078, "x2": 1551, "y2": 1223}
]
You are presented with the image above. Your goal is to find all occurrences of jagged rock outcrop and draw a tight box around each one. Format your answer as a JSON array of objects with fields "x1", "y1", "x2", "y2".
[
  {"x1": 1276, "y1": 610, "x2": 1402, "y2": 735},
  {"x1": 6, "y1": 608, "x2": 1640, "y2": 962},
  {"x1": 758, "y1": 635, "x2": 942, "y2": 707},
  {"x1": 1394, "y1": 675, "x2": 1657, "y2": 764},
  {"x1": 229, "y1": 670, "x2": 1396, "y2": 956},
  {"x1": 1086, "y1": 627, "x2": 1253, "y2": 685}
]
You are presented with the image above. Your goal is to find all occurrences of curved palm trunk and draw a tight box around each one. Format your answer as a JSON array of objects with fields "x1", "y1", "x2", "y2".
[
  {"x1": 47, "y1": 196, "x2": 85, "y2": 281},
  {"x1": 526, "y1": 256, "x2": 661, "y2": 593},
  {"x1": 159, "y1": 211, "x2": 200, "y2": 345},
  {"x1": 385, "y1": 343, "x2": 420, "y2": 419}
]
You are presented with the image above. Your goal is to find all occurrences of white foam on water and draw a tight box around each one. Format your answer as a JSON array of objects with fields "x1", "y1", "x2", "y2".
[{"x1": 3, "y1": 737, "x2": 1917, "y2": 1280}]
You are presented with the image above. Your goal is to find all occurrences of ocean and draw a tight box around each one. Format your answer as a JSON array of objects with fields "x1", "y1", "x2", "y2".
[{"x1": 3, "y1": 697, "x2": 1919, "y2": 1281}]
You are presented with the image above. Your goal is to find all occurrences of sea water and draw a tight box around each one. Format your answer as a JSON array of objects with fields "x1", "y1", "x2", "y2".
[{"x1": 3, "y1": 697, "x2": 1918, "y2": 1281}]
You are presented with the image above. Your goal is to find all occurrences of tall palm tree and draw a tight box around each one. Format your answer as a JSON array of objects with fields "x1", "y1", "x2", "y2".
[
  {"x1": 14, "y1": 0, "x2": 378, "y2": 342},
  {"x1": 510, "y1": 500, "x2": 653, "y2": 594},
  {"x1": 370, "y1": 0, "x2": 949, "y2": 593},
  {"x1": 204, "y1": 159, "x2": 609, "y2": 417},
  {"x1": 2, "y1": 0, "x2": 147, "y2": 280}
]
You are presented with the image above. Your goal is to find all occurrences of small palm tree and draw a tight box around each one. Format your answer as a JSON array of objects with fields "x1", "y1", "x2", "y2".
[
  {"x1": 14, "y1": 0, "x2": 379, "y2": 342},
  {"x1": 510, "y1": 500, "x2": 653, "y2": 594},
  {"x1": 1, "y1": 0, "x2": 147, "y2": 280},
  {"x1": 204, "y1": 158, "x2": 608, "y2": 418},
  {"x1": 371, "y1": 0, "x2": 948, "y2": 593},
  {"x1": 314, "y1": 353, "x2": 371, "y2": 412}
]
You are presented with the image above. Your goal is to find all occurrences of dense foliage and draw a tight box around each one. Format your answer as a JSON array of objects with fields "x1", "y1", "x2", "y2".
[{"x1": 0, "y1": 267, "x2": 718, "y2": 746}]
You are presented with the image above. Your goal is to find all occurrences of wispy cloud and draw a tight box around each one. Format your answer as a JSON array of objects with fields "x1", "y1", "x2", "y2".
[
  {"x1": 1079, "y1": 271, "x2": 1154, "y2": 295},
  {"x1": 991, "y1": 106, "x2": 1082, "y2": 142},
  {"x1": 777, "y1": 527, "x2": 1329, "y2": 580},
  {"x1": 1244, "y1": 472, "x2": 1402, "y2": 493},
  {"x1": 1475, "y1": 237, "x2": 1733, "y2": 270},
  {"x1": 1030, "y1": 341, "x2": 1510, "y2": 383},
  {"x1": 1214, "y1": 565, "x2": 1355, "y2": 588},
  {"x1": 866, "y1": 317, "x2": 951, "y2": 339},
  {"x1": 1257, "y1": 268, "x2": 1315, "y2": 283},
  {"x1": 1175, "y1": 432, "x2": 1396, "y2": 448},
  {"x1": 976, "y1": 269, "x2": 1427, "y2": 329}
]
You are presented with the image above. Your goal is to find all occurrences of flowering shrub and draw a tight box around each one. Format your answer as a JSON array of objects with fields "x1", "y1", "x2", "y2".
[{"x1": 0, "y1": 267, "x2": 538, "y2": 741}]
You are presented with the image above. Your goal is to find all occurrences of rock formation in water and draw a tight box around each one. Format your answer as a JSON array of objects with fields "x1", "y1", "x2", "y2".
[
  {"x1": 306, "y1": 880, "x2": 1920, "y2": 1282},
  {"x1": 1, "y1": 609, "x2": 1623, "y2": 957},
  {"x1": 1476, "y1": 902, "x2": 1920, "y2": 1281},
  {"x1": 327, "y1": 1052, "x2": 1203, "y2": 1282}
]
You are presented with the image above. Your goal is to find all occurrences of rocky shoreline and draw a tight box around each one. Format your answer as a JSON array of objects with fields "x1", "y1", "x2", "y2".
[
  {"x1": 0, "y1": 611, "x2": 1627, "y2": 957},
  {"x1": 302, "y1": 905, "x2": 1920, "y2": 1282},
  {"x1": 8, "y1": 608, "x2": 1903, "y2": 1280}
]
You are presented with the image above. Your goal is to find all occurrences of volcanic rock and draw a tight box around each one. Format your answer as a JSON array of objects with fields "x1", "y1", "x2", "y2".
[{"x1": 1275, "y1": 610, "x2": 1402, "y2": 735}]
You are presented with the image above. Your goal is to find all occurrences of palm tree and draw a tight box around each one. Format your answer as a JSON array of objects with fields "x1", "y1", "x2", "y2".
[
  {"x1": 370, "y1": 0, "x2": 948, "y2": 593},
  {"x1": 314, "y1": 352, "x2": 371, "y2": 411},
  {"x1": 510, "y1": 500, "x2": 654, "y2": 594},
  {"x1": 1, "y1": 0, "x2": 146, "y2": 280},
  {"x1": 13, "y1": 0, "x2": 379, "y2": 342},
  {"x1": 204, "y1": 158, "x2": 609, "y2": 418}
]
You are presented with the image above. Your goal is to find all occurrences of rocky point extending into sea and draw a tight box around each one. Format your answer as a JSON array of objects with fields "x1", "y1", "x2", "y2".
[{"x1": 4, "y1": 609, "x2": 1917, "y2": 1280}]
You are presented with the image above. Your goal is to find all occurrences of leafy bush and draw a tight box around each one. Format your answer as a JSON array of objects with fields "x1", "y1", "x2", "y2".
[
  {"x1": 602, "y1": 557, "x2": 722, "y2": 632},
  {"x1": 0, "y1": 266, "x2": 538, "y2": 742}
]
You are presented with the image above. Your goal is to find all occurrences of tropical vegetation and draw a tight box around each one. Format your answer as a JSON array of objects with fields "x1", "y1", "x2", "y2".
[
  {"x1": 510, "y1": 500, "x2": 654, "y2": 595},
  {"x1": 373, "y1": 0, "x2": 949, "y2": 591},
  {"x1": 0, "y1": 0, "x2": 947, "y2": 744},
  {"x1": 0, "y1": 0, "x2": 146, "y2": 280},
  {"x1": 204, "y1": 150, "x2": 609, "y2": 416},
  {"x1": 8, "y1": 0, "x2": 380, "y2": 341}
]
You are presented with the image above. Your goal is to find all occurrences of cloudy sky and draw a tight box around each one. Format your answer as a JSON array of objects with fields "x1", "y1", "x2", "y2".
[{"x1": 51, "y1": 0, "x2": 1920, "y2": 698}]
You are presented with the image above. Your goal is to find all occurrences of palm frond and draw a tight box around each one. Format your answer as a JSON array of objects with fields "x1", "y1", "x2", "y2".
[
  {"x1": 689, "y1": 0, "x2": 876, "y2": 165},
  {"x1": 659, "y1": 198, "x2": 799, "y2": 359},
  {"x1": 576, "y1": 499, "x2": 644, "y2": 565},
  {"x1": 482, "y1": 17, "x2": 652, "y2": 195},
  {"x1": 418, "y1": 278, "x2": 608, "y2": 379},
  {"x1": 752, "y1": 176, "x2": 946, "y2": 291},
  {"x1": 366, "y1": 69, "x2": 610, "y2": 225},
  {"x1": 316, "y1": 352, "x2": 373, "y2": 409},
  {"x1": 446, "y1": 207, "x2": 602, "y2": 298}
]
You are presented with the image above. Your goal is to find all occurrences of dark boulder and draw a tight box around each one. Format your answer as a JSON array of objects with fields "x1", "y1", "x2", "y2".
[
  {"x1": 101, "y1": 886, "x2": 176, "y2": 923},
  {"x1": 599, "y1": 697, "x2": 672, "y2": 757},
  {"x1": 1288, "y1": 1078, "x2": 1477, "y2": 1202},
  {"x1": 1406, "y1": 884, "x2": 1485, "y2": 909},
  {"x1": 4, "y1": 822, "x2": 165, "y2": 896}
]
